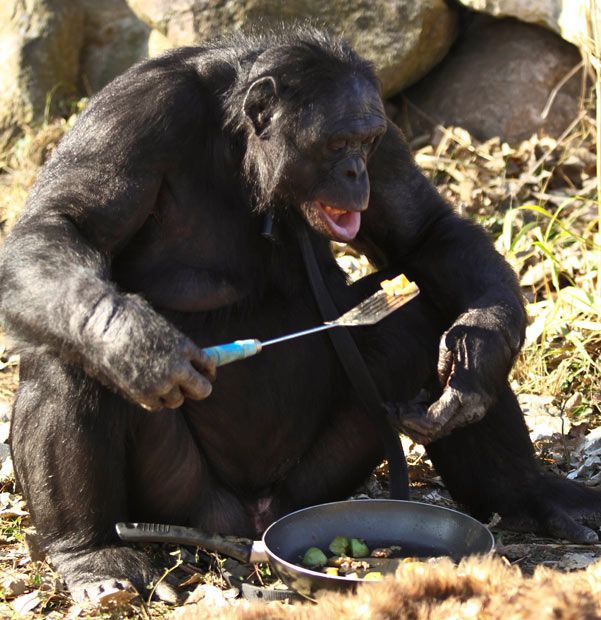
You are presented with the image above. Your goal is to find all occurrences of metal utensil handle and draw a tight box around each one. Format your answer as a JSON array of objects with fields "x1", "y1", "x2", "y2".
[{"x1": 115, "y1": 522, "x2": 254, "y2": 563}]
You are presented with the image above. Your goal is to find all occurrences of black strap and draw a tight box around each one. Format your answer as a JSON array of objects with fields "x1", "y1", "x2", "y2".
[{"x1": 297, "y1": 226, "x2": 409, "y2": 499}]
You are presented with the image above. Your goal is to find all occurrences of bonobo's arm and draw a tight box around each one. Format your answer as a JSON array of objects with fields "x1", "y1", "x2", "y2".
[
  {"x1": 0, "y1": 55, "x2": 215, "y2": 410},
  {"x1": 359, "y1": 122, "x2": 527, "y2": 443}
]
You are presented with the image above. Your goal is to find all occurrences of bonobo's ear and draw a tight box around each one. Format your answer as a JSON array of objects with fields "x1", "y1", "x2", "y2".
[{"x1": 243, "y1": 76, "x2": 278, "y2": 137}]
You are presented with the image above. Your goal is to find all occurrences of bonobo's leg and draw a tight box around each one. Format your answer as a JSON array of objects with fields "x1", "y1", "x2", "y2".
[
  {"x1": 274, "y1": 290, "x2": 442, "y2": 520},
  {"x1": 277, "y1": 404, "x2": 383, "y2": 516},
  {"x1": 10, "y1": 351, "x2": 207, "y2": 602},
  {"x1": 426, "y1": 386, "x2": 601, "y2": 542},
  {"x1": 131, "y1": 408, "x2": 252, "y2": 538}
]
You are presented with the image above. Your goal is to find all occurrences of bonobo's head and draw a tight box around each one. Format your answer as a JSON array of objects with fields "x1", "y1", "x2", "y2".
[{"x1": 228, "y1": 31, "x2": 387, "y2": 242}]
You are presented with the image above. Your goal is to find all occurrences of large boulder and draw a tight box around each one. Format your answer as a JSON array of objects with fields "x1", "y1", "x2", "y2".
[
  {"x1": 398, "y1": 17, "x2": 584, "y2": 143},
  {"x1": 0, "y1": 1, "x2": 84, "y2": 148},
  {"x1": 456, "y1": 0, "x2": 599, "y2": 49},
  {"x1": 126, "y1": 0, "x2": 459, "y2": 97},
  {"x1": 79, "y1": 0, "x2": 150, "y2": 93}
]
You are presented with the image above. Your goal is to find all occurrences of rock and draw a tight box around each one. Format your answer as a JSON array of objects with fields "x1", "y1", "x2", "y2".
[
  {"x1": 148, "y1": 28, "x2": 173, "y2": 57},
  {"x1": 125, "y1": 0, "x2": 459, "y2": 96},
  {"x1": 456, "y1": 0, "x2": 600, "y2": 48},
  {"x1": 398, "y1": 17, "x2": 584, "y2": 143},
  {"x1": 558, "y1": 552, "x2": 598, "y2": 571},
  {"x1": 79, "y1": 0, "x2": 150, "y2": 92},
  {"x1": 0, "y1": 0, "x2": 84, "y2": 148}
]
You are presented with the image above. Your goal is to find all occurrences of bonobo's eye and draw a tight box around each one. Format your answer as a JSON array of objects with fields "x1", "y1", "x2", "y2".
[
  {"x1": 329, "y1": 137, "x2": 347, "y2": 152},
  {"x1": 362, "y1": 136, "x2": 378, "y2": 150},
  {"x1": 362, "y1": 134, "x2": 382, "y2": 156}
]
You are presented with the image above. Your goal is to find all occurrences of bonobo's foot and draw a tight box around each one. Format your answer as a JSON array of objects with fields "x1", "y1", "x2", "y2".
[
  {"x1": 500, "y1": 476, "x2": 601, "y2": 543},
  {"x1": 51, "y1": 545, "x2": 180, "y2": 606},
  {"x1": 69, "y1": 578, "x2": 139, "y2": 607}
]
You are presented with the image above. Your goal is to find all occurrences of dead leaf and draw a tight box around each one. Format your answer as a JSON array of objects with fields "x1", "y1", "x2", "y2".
[
  {"x1": 2, "y1": 573, "x2": 27, "y2": 598},
  {"x1": 12, "y1": 590, "x2": 42, "y2": 615}
]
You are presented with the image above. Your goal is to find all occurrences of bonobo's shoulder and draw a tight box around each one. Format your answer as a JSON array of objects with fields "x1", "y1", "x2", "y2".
[
  {"x1": 95, "y1": 47, "x2": 232, "y2": 105},
  {"x1": 49, "y1": 47, "x2": 232, "y2": 164}
]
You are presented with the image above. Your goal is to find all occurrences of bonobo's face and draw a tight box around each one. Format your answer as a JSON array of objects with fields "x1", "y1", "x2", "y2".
[{"x1": 242, "y1": 74, "x2": 387, "y2": 242}]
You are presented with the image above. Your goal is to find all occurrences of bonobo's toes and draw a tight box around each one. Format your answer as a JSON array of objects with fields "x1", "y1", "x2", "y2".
[
  {"x1": 541, "y1": 508, "x2": 598, "y2": 544},
  {"x1": 152, "y1": 579, "x2": 180, "y2": 604},
  {"x1": 69, "y1": 578, "x2": 140, "y2": 607},
  {"x1": 500, "y1": 476, "x2": 601, "y2": 543},
  {"x1": 69, "y1": 576, "x2": 180, "y2": 607},
  {"x1": 51, "y1": 545, "x2": 178, "y2": 606}
]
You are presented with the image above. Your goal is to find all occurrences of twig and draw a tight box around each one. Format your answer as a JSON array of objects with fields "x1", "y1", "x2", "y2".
[
  {"x1": 146, "y1": 549, "x2": 183, "y2": 607},
  {"x1": 541, "y1": 60, "x2": 585, "y2": 120}
]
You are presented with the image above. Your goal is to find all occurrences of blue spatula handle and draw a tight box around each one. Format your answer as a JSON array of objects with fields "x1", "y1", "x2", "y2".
[{"x1": 202, "y1": 339, "x2": 262, "y2": 367}]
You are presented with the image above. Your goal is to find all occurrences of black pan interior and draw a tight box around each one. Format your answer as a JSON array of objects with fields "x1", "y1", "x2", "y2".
[{"x1": 265, "y1": 499, "x2": 494, "y2": 565}]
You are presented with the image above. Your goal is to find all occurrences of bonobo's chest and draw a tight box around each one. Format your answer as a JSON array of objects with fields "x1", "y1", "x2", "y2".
[{"x1": 112, "y1": 167, "x2": 277, "y2": 312}]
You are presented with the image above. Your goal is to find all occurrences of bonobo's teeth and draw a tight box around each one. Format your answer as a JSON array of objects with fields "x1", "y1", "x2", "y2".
[
  {"x1": 323, "y1": 205, "x2": 349, "y2": 219},
  {"x1": 313, "y1": 200, "x2": 361, "y2": 241}
]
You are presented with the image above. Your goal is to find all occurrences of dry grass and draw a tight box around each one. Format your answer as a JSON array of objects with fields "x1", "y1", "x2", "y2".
[
  {"x1": 0, "y1": 101, "x2": 84, "y2": 239},
  {"x1": 413, "y1": 114, "x2": 600, "y2": 421}
]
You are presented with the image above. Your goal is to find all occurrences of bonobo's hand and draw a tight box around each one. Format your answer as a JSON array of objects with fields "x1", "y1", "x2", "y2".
[
  {"x1": 119, "y1": 335, "x2": 216, "y2": 412},
  {"x1": 394, "y1": 308, "x2": 519, "y2": 444},
  {"x1": 83, "y1": 293, "x2": 216, "y2": 411}
]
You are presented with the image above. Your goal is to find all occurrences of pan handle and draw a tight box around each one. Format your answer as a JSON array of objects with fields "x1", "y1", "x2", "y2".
[{"x1": 115, "y1": 522, "x2": 258, "y2": 563}]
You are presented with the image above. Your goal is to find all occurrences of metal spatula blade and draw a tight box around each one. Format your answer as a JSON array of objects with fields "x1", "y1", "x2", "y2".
[
  {"x1": 202, "y1": 278, "x2": 420, "y2": 366},
  {"x1": 328, "y1": 286, "x2": 420, "y2": 327}
]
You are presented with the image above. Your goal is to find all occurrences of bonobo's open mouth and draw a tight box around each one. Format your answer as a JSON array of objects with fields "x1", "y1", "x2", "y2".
[{"x1": 313, "y1": 201, "x2": 362, "y2": 242}]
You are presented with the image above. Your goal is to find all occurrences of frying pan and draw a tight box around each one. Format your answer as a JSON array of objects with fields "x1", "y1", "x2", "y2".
[{"x1": 116, "y1": 499, "x2": 494, "y2": 601}]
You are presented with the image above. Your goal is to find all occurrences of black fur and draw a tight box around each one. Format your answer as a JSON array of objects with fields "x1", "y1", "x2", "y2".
[{"x1": 1, "y1": 27, "x2": 600, "y2": 597}]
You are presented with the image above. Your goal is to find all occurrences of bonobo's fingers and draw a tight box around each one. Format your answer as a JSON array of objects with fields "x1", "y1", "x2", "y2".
[
  {"x1": 179, "y1": 362, "x2": 213, "y2": 400},
  {"x1": 397, "y1": 416, "x2": 436, "y2": 445},
  {"x1": 159, "y1": 385, "x2": 185, "y2": 409},
  {"x1": 437, "y1": 340, "x2": 454, "y2": 386},
  {"x1": 395, "y1": 384, "x2": 490, "y2": 445},
  {"x1": 385, "y1": 396, "x2": 431, "y2": 445},
  {"x1": 186, "y1": 343, "x2": 217, "y2": 382},
  {"x1": 406, "y1": 323, "x2": 501, "y2": 444},
  {"x1": 428, "y1": 387, "x2": 489, "y2": 440},
  {"x1": 391, "y1": 389, "x2": 462, "y2": 445},
  {"x1": 136, "y1": 393, "x2": 164, "y2": 412}
]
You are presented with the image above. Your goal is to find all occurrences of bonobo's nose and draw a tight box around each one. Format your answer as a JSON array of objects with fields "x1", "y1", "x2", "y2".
[
  {"x1": 343, "y1": 156, "x2": 366, "y2": 181},
  {"x1": 332, "y1": 155, "x2": 370, "y2": 212}
]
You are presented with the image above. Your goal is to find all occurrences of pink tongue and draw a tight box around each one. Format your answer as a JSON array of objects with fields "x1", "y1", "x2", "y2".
[{"x1": 324, "y1": 210, "x2": 361, "y2": 241}]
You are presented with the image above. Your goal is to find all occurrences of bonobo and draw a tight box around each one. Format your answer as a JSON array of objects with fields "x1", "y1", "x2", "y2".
[{"x1": 1, "y1": 28, "x2": 600, "y2": 602}]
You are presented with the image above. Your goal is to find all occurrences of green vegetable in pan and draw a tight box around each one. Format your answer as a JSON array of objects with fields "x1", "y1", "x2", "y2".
[{"x1": 302, "y1": 547, "x2": 328, "y2": 567}]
